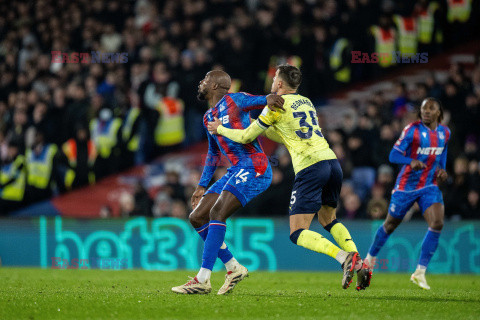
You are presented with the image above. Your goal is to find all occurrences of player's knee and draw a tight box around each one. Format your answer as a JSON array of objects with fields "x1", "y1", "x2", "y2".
[
  {"x1": 429, "y1": 219, "x2": 443, "y2": 231},
  {"x1": 383, "y1": 222, "x2": 398, "y2": 234},
  {"x1": 318, "y1": 206, "x2": 337, "y2": 227},
  {"x1": 188, "y1": 211, "x2": 201, "y2": 227},
  {"x1": 209, "y1": 205, "x2": 223, "y2": 221},
  {"x1": 189, "y1": 206, "x2": 210, "y2": 227},
  {"x1": 290, "y1": 228, "x2": 305, "y2": 245}
]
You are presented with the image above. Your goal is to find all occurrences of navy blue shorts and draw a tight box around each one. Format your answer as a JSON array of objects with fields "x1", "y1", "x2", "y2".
[
  {"x1": 389, "y1": 186, "x2": 444, "y2": 219},
  {"x1": 289, "y1": 159, "x2": 343, "y2": 215}
]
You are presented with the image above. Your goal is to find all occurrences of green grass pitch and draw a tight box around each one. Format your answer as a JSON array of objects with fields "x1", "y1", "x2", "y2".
[{"x1": 1, "y1": 268, "x2": 479, "y2": 319}]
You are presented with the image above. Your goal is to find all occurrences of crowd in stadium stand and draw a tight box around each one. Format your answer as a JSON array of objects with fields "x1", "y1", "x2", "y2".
[{"x1": 0, "y1": 0, "x2": 479, "y2": 218}]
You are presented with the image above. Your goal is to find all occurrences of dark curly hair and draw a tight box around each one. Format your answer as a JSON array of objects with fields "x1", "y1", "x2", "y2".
[{"x1": 418, "y1": 97, "x2": 444, "y2": 123}]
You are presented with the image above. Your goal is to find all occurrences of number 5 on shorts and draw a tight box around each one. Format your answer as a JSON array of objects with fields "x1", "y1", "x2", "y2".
[{"x1": 290, "y1": 191, "x2": 297, "y2": 205}]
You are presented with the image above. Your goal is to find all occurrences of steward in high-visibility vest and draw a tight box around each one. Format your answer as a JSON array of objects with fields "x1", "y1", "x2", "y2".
[
  {"x1": 26, "y1": 143, "x2": 58, "y2": 202},
  {"x1": 121, "y1": 106, "x2": 142, "y2": 169},
  {"x1": 416, "y1": 1, "x2": 443, "y2": 46},
  {"x1": 393, "y1": 15, "x2": 418, "y2": 56},
  {"x1": 122, "y1": 107, "x2": 141, "y2": 153},
  {"x1": 370, "y1": 25, "x2": 396, "y2": 68},
  {"x1": 154, "y1": 97, "x2": 185, "y2": 147},
  {"x1": 0, "y1": 141, "x2": 26, "y2": 214},
  {"x1": 90, "y1": 108, "x2": 122, "y2": 179},
  {"x1": 61, "y1": 125, "x2": 97, "y2": 190},
  {"x1": 447, "y1": 0, "x2": 472, "y2": 23},
  {"x1": 330, "y1": 38, "x2": 351, "y2": 83}
]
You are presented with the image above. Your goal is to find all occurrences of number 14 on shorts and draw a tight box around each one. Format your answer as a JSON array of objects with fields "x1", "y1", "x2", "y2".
[{"x1": 235, "y1": 169, "x2": 250, "y2": 184}]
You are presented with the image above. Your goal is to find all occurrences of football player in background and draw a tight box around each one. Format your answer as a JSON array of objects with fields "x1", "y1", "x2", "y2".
[{"x1": 365, "y1": 98, "x2": 450, "y2": 290}]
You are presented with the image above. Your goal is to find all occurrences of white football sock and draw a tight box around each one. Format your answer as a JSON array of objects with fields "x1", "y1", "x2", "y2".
[
  {"x1": 416, "y1": 264, "x2": 427, "y2": 272},
  {"x1": 335, "y1": 250, "x2": 349, "y2": 265},
  {"x1": 224, "y1": 257, "x2": 240, "y2": 272},
  {"x1": 365, "y1": 253, "x2": 376, "y2": 268},
  {"x1": 196, "y1": 268, "x2": 211, "y2": 283}
]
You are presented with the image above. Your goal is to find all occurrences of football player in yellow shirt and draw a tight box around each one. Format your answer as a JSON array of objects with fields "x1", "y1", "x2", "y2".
[{"x1": 208, "y1": 65, "x2": 371, "y2": 290}]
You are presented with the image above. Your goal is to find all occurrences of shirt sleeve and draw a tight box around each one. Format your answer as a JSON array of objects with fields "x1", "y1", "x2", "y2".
[
  {"x1": 439, "y1": 145, "x2": 447, "y2": 170},
  {"x1": 198, "y1": 129, "x2": 220, "y2": 188},
  {"x1": 393, "y1": 125, "x2": 415, "y2": 155},
  {"x1": 389, "y1": 148, "x2": 413, "y2": 165},
  {"x1": 257, "y1": 106, "x2": 282, "y2": 128},
  {"x1": 229, "y1": 92, "x2": 267, "y2": 112},
  {"x1": 217, "y1": 120, "x2": 266, "y2": 144},
  {"x1": 263, "y1": 127, "x2": 284, "y2": 144}
]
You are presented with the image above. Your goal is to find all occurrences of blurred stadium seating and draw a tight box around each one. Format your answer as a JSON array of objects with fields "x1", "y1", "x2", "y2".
[{"x1": 1, "y1": 0, "x2": 479, "y2": 220}]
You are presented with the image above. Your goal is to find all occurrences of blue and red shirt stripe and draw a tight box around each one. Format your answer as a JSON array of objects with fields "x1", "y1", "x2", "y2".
[
  {"x1": 199, "y1": 93, "x2": 270, "y2": 187},
  {"x1": 393, "y1": 121, "x2": 450, "y2": 192}
]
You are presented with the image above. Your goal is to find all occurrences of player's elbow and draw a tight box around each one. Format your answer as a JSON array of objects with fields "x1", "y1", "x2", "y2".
[
  {"x1": 388, "y1": 149, "x2": 397, "y2": 163},
  {"x1": 240, "y1": 135, "x2": 254, "y2": 144}
]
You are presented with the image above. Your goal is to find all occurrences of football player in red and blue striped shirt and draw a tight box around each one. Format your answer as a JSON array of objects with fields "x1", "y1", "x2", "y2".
[
  {"x1": 365, "y1": 98, "x2": 450, "y2": 290},
  {"x1": 172, "y1": 70, "x2": 284, "y2": 295}
]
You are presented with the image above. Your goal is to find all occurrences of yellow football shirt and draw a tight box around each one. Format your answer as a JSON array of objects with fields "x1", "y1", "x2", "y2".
[{"x1": 257, "y1": 94, "x2": 336, "y2": 174}]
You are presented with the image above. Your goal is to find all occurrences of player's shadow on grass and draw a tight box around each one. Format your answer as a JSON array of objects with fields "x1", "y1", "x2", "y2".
[
  {"x1": 240, "y1": 293, "x2": 479, "y2": 304},
  {"x1": 353, "y1": 295, "x2": 479, "y2": 303}
]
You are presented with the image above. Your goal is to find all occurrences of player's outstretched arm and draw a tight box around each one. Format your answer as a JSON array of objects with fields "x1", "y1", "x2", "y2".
[
  {"x1": 262, "y1": 127, "x2": 284, "y2": 144},
  {"x1": 208, "y1": 117, "x2": 265, "y2": 144},
  {"x1": 231, "y1": 92, "x2": 285, "y2": 111}
]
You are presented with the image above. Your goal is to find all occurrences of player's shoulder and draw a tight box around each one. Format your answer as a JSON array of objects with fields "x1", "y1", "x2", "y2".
[
  {"x1": 224, "y1": 92, "x2": 248, "y2": 106},
  {"x1": 226, "y1": 92, "x2": 250, "y2": 100},
  {"x1": 283, "y1": 94, "x2": 313, "y2": 108},
  {"x1": 438, "y1": 124, "x2": 451, "y2": 140},
  {"x1": 403, "y1": 120, "x2": 421, "y2": 132},
  {"x1": 438, "y1": 124, "x2": 451, "y2": 134},
  {"x1": 284, "y1": 93, "x2": 311, "y2": 102}
]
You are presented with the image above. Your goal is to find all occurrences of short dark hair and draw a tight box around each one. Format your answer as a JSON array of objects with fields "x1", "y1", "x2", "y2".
[
  {"x1": 418, "y1": 97, "x2": 444, "y2": 123},
  {"x1": 277, "y1": 64, "x2": 302, "y2": 89}
]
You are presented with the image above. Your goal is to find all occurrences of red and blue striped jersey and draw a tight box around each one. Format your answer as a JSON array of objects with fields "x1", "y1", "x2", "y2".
[
  {"x1": 393, "y1": 121, "x2": 450, "y2": 191},
  {"x1": 198, "y1": 93, "x2": 270, "y2": 188}
]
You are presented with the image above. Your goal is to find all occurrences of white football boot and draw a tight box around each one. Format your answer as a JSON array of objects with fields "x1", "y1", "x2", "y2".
[
  {"x1": 172, "y1": 276, "x2": 211, "y2": 294},
  {"x1": 217, "y1": 264, "x2": 249, "y2": 295},
  {"x1": 410, "y1": 269, "x2": 431, "y2": 290}
]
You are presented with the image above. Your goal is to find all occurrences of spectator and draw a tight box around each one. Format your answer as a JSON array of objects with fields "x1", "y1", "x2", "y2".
[
  {"x1": 444, "y1": 156, "x2": 470, "y2": 218},
  {"x1": 129, "y1": 182, "x2": 153, "y2": 217},
  {"x1": 0, "y1": 0, "x2": 479, "y2": 217},
  {"x1": 119, "y1": 191, "x2": 135, "y2": 217},
  {"x1": 367, "y1": 198, "x2": 388, "y2": 220},
  {"x1": 165, "y1": 170, "x2": 186, "y2": 202},
  {"x1": 60, "y1": 124, "x2": 97, "y2": 190},
  {"x1": 90, "y1": 108, "x2": 122, "y2": 179},
  {"x1": 339, "y1": 192, "x2": 364, "y2": 220}
]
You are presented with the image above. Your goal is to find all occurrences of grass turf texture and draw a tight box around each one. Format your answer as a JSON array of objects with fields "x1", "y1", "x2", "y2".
[{"x1": 1, "y1": 268, "x2": 479, "y2": 320}]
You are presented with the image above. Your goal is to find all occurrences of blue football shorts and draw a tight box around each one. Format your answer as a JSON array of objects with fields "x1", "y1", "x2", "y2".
[
  {"x1": 388, "y1": 186, "x2": 444, "y2": 219},
  {"x1": 204, "y1": 165, "x2": 272, "y2": 206}
]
